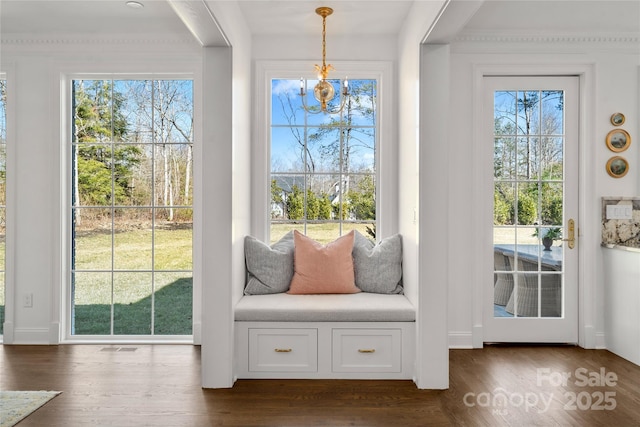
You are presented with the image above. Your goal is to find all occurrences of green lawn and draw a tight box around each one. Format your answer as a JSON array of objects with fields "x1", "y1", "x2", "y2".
[
  {"x1": 73, "y1": 275, "x2": 192, "y2": 335},
  {"x1": 270, "y1": 222, "x2": 374, "y2": 245},
  {"x1": 73, "y1": 225, "x2": 192, "y2": 336},
  {"x1": 74, "y1": 227, "x2": 192, "y2": 270}
]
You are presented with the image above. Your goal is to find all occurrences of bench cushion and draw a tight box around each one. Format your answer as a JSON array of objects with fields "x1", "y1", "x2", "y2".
[
  {"x1": 235, "y1": 293, "x2": 416, "y2": 322},
  {"x1": 244, "y1": 231, "x2": 295, "y2": 295},
  {"x1": 288, "y1": 230, "x2": 360, "y2": 295},
  {"x1": 353, "y1": 231, "x2": 403, "y2": 294}
]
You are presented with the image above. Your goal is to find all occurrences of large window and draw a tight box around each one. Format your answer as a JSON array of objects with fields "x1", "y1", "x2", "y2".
[
  {"x1": 270, "y1": 78, "x2": 377, "y2": 244},
  {"x1": 0, "y1": 77, "x2": 5, "y2": 336},
  {"x1": 70, "y1": 79, "x2": 193, "y2": 337}
]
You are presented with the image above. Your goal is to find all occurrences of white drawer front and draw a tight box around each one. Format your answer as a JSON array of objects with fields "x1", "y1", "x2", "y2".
[
  {"x1": 249, "y1": 328, "x2": 318, "y2": 372},
  {"x1": 332, "y1": 329, "x2": 402, "y2": 373}
]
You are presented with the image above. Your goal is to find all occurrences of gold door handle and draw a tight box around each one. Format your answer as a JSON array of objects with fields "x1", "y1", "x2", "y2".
[
  {"x1": 358, "y1": 349, "x2": 376, "y2": 353},
  {"x1": 562, "y1": 219, "x2": 575, "y2": 249},
  {"x1": 274, "y1": 348, "x2": 292, "y2": 353}
]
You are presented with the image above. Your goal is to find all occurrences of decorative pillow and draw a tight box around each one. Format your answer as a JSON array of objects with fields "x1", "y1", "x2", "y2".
[
  {"x1": 288, "y1": 230, "x2": 360, "y2": 295},
  {"x1": 352, "y1": 231, "x2": 403, "y2": 294},
  {"x1": 244, "y1": 231, "x2": 294, "y2": 295}
]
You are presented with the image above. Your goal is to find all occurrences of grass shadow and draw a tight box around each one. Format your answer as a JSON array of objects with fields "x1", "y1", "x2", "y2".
[{"x1": 73, "y1": 277, "x2": 192, "y2": 335}]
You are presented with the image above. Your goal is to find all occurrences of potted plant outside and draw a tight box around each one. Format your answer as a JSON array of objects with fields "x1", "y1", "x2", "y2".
[{"x1": 533, "y1": 227, "x2": 562, "y2": 251}]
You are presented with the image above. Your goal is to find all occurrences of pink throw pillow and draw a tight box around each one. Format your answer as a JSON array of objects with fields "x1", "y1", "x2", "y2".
[{"x1": 288, "y1": 230, "x2": 360, "y2": 294}]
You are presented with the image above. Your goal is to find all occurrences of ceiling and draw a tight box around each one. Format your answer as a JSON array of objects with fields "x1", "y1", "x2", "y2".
[
  {"x1": 0, "y1": 0, "x2": 192, "y2": 38},
  {"x1": 1, "y1": 0, "x2": 638, "y2": 42},
  {"x1": 235, "y1": 1, "x2": 415, "y2": 36}
]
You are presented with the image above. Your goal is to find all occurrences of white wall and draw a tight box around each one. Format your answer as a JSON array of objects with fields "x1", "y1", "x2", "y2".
[
  {"x1": 398, "y1": 0, "x2": 449, "y2": 389},
  {"x1": 251, "y1": 34, "x2": 399, "y2": 242},
  {"x1": 446, "y1": 38, "x2": 640, "y2": 350},
  {"x1": 2, "y1": 54, "x2": 56, "y2": 343},
  {"x1": 199, "y1": 1, "x2": 253, "y2": 388},
  {"x1": 0, "y1": 39, "x2": 203, "y2": 344}
]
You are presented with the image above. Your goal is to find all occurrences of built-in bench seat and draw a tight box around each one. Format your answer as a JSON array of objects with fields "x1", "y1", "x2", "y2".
[
  {"x1": 235, "y1": 293, "x2": 416, "y2": 322},
  {"x1": 235, "y1": 231, "x2": 415, "y2": 379},
  {"x1": 234, "y1": 293, "x2": 416, "y2": 379}
]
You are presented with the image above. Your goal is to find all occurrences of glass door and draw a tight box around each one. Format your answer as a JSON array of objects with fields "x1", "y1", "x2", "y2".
[{"x1": 484, "y1": 76, "x2": 579, "y2": 343}]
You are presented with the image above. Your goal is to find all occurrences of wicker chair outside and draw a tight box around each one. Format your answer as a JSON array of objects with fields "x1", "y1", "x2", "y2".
[
  {"x1": 494, "y1": 251, "x2": 514, "y2": 306},
  {"x1": 505, "y1": 256, "x2": 561, "y2": 317}
]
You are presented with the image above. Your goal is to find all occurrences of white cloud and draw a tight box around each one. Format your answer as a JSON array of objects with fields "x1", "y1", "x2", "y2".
[{"x1": 272, "y1": 80, "x2": 301, "y2": 96}]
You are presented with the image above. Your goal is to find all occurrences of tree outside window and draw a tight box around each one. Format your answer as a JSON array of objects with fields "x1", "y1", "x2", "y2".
[
  {"x1": 270, "y1": 78, "x2": 377, "y2": 244},
  {"x1": 71, "y1": 79, "x2": 193, "y2": 337}
]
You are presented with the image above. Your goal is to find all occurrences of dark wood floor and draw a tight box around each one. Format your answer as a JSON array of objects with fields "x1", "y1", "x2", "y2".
[{"x1": 2, "y1": 344, "x2": 639, "y2": 426}]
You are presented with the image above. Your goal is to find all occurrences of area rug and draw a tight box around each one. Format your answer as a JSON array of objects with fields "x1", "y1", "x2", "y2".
[{"x1": 0, "y1": 391, "x2": 61, "y2": 427}]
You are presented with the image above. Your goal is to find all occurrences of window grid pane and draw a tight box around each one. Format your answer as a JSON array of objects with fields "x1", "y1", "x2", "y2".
[
  {"x1": 270, "y1": 78, "x2": 377, "y2": 244},
  {"x1": 71, "y1": 79, "x2": 193, "y2": 337},
  {"x1": 493, "y1": 89, "x2": 565, "y2": 319}
]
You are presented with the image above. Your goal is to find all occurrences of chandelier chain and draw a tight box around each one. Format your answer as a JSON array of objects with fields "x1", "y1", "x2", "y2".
[
  {"x1": 300, "y1": 6, "x2": 347, "y2": 114},
  {"x1": 321, "y1": 14, "x2": 327, "y2": 74}
]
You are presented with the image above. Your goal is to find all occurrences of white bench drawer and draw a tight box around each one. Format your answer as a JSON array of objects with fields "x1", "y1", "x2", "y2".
[
  {"x1": 332, "y1": 329, "x2": 402, "y2": 373},
  {"x1": 249, "y1": 328, "x2": 317, "y2": 372}
]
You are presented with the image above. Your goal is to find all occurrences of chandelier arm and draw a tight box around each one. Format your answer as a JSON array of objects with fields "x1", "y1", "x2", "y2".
[
  {"x1": 324, "y1": 90, "x2": 348, "y2": 115},
  {"x1": 300, "y1": 87, "x2": 324, "y2": 115}
]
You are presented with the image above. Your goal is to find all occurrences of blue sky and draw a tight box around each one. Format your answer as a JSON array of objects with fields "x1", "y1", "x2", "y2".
[{"x1": 270, "y1": 78, "x2": 376, "y2": 174}]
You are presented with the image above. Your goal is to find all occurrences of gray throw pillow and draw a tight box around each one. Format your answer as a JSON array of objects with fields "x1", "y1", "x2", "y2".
[
  {"x1": 244, "y1": 231, "x2": 295, "y2": 295},
  {"x1": 352, "y1": 231, "x2": 403, "y2": 294}
]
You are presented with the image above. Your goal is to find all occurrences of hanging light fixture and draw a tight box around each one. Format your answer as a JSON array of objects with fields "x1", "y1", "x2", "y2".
[{"x1": 299, "y1": 7, "x2": 348, "y2": 114}]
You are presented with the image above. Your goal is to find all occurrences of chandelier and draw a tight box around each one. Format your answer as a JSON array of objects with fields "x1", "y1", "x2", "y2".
[{"x1": 299, "y1": 7, "x2": 349, "y2": 114}]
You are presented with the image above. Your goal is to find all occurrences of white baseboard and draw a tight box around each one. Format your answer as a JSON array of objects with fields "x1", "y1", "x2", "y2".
[
  {"x1": 12, "y1": 327, "x2": 52, "y2": 344},
  {"x1": 49, "y1": 322, "x2": 61, "y2": 344},
  {"x1": 595, "y1": 332, "x2": 606, "y2": 350},
  {"x1": 193, "y1": 321, "x2": 202, "y2": 345},
  {"x1": 449, "y1": 331, "x2": 474, "y2": 349},
  {"x1": 2, "y1": 321, "x2": 15, "y2": 343},
  {"x1": 581, "y1": 325, "x2": 600, "y2": 349}
]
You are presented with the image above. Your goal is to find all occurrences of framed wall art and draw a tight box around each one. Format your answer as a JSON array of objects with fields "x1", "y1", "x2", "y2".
[
  {"x1": 606, "y1": 129, "x2": 631, "y2": 152},
  {"x1": 610, "y1": 112, "x2": 625, "y2": 126},
  {"x1": 606, "y1": 156, "x2": 629, "y2": 178}
]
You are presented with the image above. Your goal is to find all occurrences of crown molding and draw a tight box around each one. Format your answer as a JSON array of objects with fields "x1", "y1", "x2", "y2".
[
  {"x1": 454, "y1": 30, "x2": 640, "y2": 45},
  {"x1": 1, "y1": 34, "x2": 196, "y2": 46}
]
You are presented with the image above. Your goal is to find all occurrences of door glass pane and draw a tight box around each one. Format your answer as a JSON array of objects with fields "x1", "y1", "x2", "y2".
[{"x1": 493, "y1": 90, "x2": 564, "y2": 318}]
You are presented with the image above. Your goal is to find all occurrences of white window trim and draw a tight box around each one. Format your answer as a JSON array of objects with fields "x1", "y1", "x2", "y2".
[
  {"x1": 252, "y1": 60, "x2": 397, "y2": 241},
  {"x1": 0, "y1": 67, "x2": 15, "y2": 343},
  {"x1": 59, "y1": 67, "x2": 201, "y2": 344}
]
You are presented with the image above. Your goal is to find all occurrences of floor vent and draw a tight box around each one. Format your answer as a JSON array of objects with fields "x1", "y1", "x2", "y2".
[{"x1": 100, "y1": 347, "x2": 138, "y2": 352}]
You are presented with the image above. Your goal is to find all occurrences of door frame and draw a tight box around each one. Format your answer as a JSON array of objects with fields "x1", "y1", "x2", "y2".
[
  {"x1": 470, "y1": 63, "x2": 598, "y2": 349},
  {"x1": 482, "y1": 75, "x2": 579, "y2": 343}
]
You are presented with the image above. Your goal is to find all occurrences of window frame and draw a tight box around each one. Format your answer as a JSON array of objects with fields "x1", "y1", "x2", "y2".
[
  {"x1": 0, "y1": 72, "x2": 7, "y2": 340},
  {"x1": 62, "y1": 71, "x2": 198, "y2": 343},
  {"x1": 253, "y1": 61, "x2": 396, "y2": 242}
]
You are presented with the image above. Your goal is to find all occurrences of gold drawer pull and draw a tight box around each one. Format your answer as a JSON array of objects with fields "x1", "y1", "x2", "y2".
[
  {"x1": 358, "y1": 349, "x2": 376, "y2": 353},
  {"x1": 274, "y1": 348, "x2": 292, "y2": 353}
]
